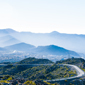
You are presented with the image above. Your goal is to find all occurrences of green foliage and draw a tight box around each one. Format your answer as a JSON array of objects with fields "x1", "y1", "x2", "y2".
[
  {"x1": 81, "y1": 68, "x2": 85, "y2": 72},
  {"x1": 0, "y1": 58, "x2": 79, "y2": 85},
  {"x1": 17, "y1": 57, "x2": 53, "y2": 64},
  {"x1": 0, "y1": 80, "x2": 9, "y2": 84},
  {"x1": 56, "y1": 58, "x2": 85, "y2": 68},
  {"x1": 0, "y1": 64, "x2": 77, "y2": 81},
  {"x1": 65, "y1": 80, "x2": 67, "y2": 82},
  {"x1": 24, "y1": 80, "x2": 36, "y2": 85},
  {"x1": 2, "y1": 75, "x2": 10, "y2": 80},
  {"x1": 14, "y1": 64, "x2": 77, "y2": 80},
  {"x1": 7, "y1": 77, "x2": 13, "y2": 80},
  {"x1": 44, "y1": 81, "x2": 59, "y2": 85}
]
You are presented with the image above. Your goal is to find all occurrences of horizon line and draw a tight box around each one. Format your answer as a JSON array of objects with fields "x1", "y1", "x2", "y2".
[{"x1": 0, "y1": 28, "x2": 85, "y2": 35}]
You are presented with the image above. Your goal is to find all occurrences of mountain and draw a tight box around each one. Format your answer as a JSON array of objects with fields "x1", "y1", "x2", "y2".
[
  {"x1": 8, "y1": 29, "x2": 85, "y2": 53},
  {"x1": 0, "y1": 35, "x2": 14, "y2": 42},
  {"x1": 3, "y1": 38, "x2": 21, "y2": 47},
  {"x1": 35, "y1": 45, "x2": 79, "y2": 56},
  {"x1": 0, "y1": 28, "x2": 85, "y2": 53},
  {"x1": 0, "y1": 43, "x2": 79, "y2": 62},
  {"x1": 0, "y1": 35, "x2": 21, "y2": 47},
  {"x1": 0, "y1": 47, "x2": 6, "y2": 51},
  {"x1": 0, "y1": 29, "x2": 20, "y2": 47},
  {"x1": 0, "y1": 28, "x2": 17, "y2": 34},
  {"x1": 4, "y1": 43, "x2": 79, "y2": 57},
  {"x1": 5, "y1": 42, "x2": 35, "y2": 52}
]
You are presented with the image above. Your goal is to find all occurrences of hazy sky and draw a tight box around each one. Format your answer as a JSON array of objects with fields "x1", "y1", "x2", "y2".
[{"x1": 0, "y1": 0, "x2": 85, "y2": 34}]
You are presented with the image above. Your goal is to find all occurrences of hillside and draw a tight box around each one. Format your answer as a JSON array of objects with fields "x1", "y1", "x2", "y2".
[
  {"x1": 56, "y1": 58, "x2": 85, "y2": 69},
  {"x1": 0, "y1": 63, "x2": 76, "y2": 81},
  {"x1": 0, "y1": 57, "x2": 85, "y2": 85},
  {"x1": 17, "y1": 57, "x2": 53, "y2": 64}
]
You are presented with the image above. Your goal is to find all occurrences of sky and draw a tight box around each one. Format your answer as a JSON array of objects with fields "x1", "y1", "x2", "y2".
[{"x1": 0, "y1": 0, "x2": 85, "y2": 34}]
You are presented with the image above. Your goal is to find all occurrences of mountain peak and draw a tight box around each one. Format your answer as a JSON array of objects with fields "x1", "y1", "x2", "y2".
[
  {"x1": 4, "y1": 28, "x2": 17, "y2": 33},
  {"x1": 5, "y1": 42, "x2": 35, "y2": 52},
  {"x1": 0, "y1": 28, "x2": 17, "y2": 34},
  {"x1": 51, "y1": 31, "x2": 60, "y2": 34}
]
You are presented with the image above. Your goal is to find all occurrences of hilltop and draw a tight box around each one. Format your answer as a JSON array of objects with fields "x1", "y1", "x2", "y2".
[
  {"x1": 56, "y1": 58, "x2": 85, "y2": 69},
  {"x1": 17, "y1": 57, "x2": 53, "y2": 64}
]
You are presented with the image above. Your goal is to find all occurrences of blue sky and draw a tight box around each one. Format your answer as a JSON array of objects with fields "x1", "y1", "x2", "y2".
[{"x1": 0, "y1": 0, "x2": 85, "y2": 34}]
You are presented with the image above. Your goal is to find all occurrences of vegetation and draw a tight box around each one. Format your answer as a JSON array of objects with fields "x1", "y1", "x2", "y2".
[
  {"x1": 0, "y1": 63, "x2": 77, "y2": 81},
  {"x1": 1, "y1": 57, "x2": 85, "y2": 85},
  {"x1": 17, "y1": 57, "x2": 53, "y2": 64},
  {"x1": 24, "y1": 80, "x2": 36, "y2": 85},
  {"x1": 56, "y1": 58, "x2": 85, "y2": 69}
]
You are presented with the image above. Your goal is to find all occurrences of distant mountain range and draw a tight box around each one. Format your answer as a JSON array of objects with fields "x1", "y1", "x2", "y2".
[
  {"x1": 0, "y1": 28, "x2": 85, "y2": 54},
  {"x1": 35, "y1": 45, "x2": 79, "y2": 56},
  {"x1": 3, "y1": 42, "x2": 79, "y2": 57}
]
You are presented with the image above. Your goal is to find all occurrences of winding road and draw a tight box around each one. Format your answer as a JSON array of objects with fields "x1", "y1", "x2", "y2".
[{"x1": 45, "y1": 64, "x2": 85, "y2": 83}]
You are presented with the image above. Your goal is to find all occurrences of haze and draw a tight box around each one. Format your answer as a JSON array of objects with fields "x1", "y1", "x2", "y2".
[{"x1": 0, "y1": 0, "x2": 85, "y2": 34}]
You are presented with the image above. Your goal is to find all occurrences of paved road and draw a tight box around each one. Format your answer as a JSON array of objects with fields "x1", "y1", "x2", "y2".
[
  {"x1": 0, "y1": 64, "x2": 53, "y2": 66},
  {"x1": 45, "y1": 64, "x2": 85, "y2": 83}
]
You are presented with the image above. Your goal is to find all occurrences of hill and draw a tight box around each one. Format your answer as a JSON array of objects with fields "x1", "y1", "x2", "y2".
[
  {"x1": 0, "y1": 58, "x2": 77, "y2": 81},
  {"x1": 17, "y1": 57, "x2": 53, "y2": 64},
  {"x1": 56, "y1": 58, "x2": 85, "y2": 69}
]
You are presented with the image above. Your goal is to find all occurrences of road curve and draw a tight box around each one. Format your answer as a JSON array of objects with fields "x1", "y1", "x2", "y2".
[
  {"x1": 45, "y1": 64, "x2": 85, "y2": 82},
  {"x1": 0, "y1": 63, "x2": 85, "y2": 82}
]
